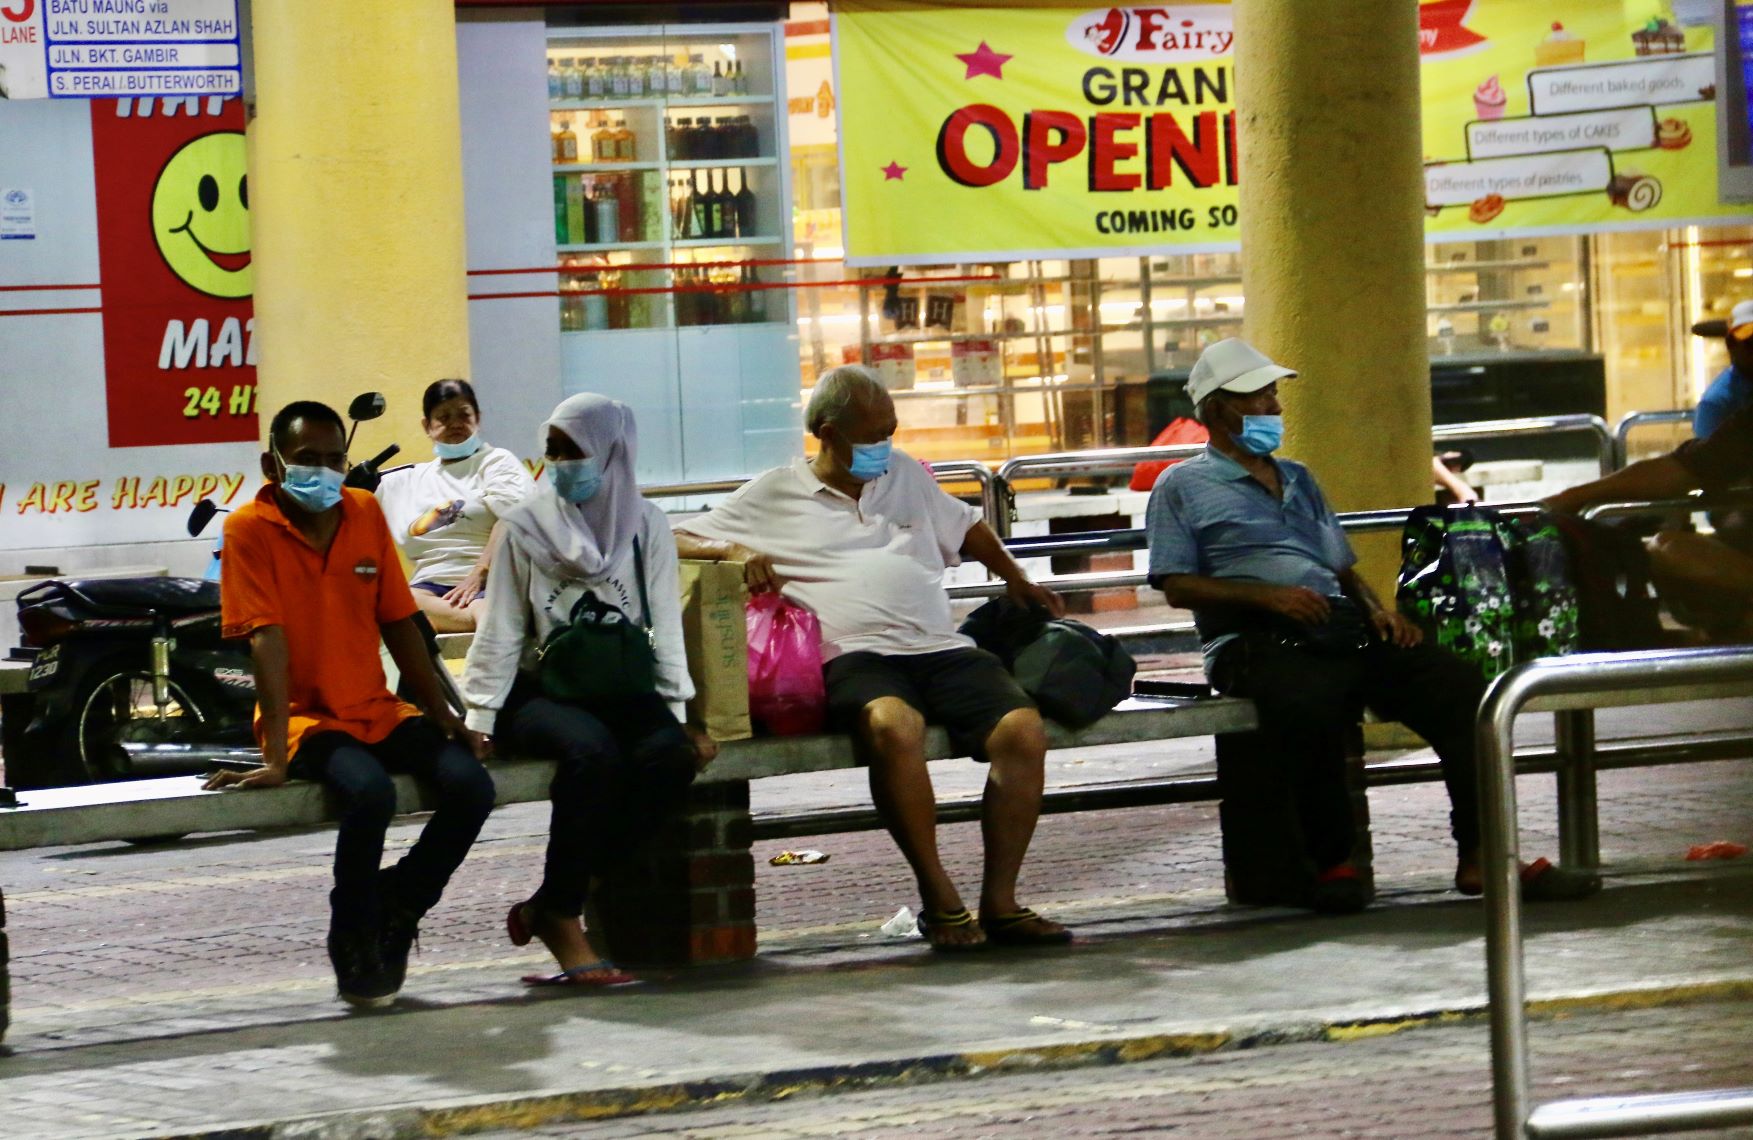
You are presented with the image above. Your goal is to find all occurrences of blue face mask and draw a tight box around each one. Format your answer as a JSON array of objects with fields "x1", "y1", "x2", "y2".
[
  {"x1": 1233, "y1": 415, "x2": 1284, "y2": 456},
  {"x1": 275, "y1": 451, "x2": 345, "y2": 514},
  {"x1": 433, "y1": 433, "x2": 483, "y2": 461},
  {"x1": 550, "y1": 457, "x2": 603, "y2": 504},
  {"x1": 847, "y1": 438, "x2": 893, "y2": 481}
]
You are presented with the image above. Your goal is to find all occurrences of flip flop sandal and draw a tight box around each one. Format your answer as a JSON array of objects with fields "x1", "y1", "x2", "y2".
[
  {"x1": 979, "y1": 908, "x2": 1073, "y2": 946},
  {"x1": 917, "y1": 907, "x2": 987, "y2": 952},
  {"x1": 1520, "y1": 858, "x2": 1602, "y2": 902},
  {"x1": 521, "y1": 962, "x2": 640, "y2": 988}
]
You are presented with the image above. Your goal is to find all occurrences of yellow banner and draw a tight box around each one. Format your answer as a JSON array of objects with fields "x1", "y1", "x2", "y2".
[{"x1": 834, "y1": 0, "x2": 1753, "y2": 265}]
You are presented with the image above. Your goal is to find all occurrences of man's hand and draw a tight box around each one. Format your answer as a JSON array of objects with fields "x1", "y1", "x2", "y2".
[
  {"x1": 443, "y1": 566, "x2": 488, "y2": 608},
  {"x1": 1542, "y1": 487, "x2": 1587, "y2": 516},
  {"x1": 1259, "y1": 585, "x2": 1331, "y2": 625},
  {"x1": 436, "y1": 712, "x2": 493, "y2": 761},
  {"x1": 1370, "y1": 609, "x2": 1423, "y2": 648},
  {"x1": 1007, "y1": 578, "x2": 1067, "y2": 618},
  {"x1": 730, "y1": 543, "x2": 781, "y2": 593},
  {"x1": 203, "y1": 764, "x2": 290, "y2": 791},
  {"x1": 686, "y1": 725, "x2": 719, "y2": 770}
]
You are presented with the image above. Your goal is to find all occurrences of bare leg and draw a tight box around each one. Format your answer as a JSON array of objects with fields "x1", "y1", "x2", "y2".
[
  {"x1": 858, "y1": 697, "x2": 979, "y2": 946},
  {"x1": 977, "y1": 708, "x2": 1063, "y2": 937},
  {"x1": 519, "y1": 902, "x2": 618, "y2": 977},
  {"x1": 414, "y1": 589, "x2": 479, "y2": 634}
]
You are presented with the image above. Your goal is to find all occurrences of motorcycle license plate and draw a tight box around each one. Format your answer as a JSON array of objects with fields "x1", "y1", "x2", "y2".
[{"x1": 27, "y1": 644, "x2": 60, "y2": 687}]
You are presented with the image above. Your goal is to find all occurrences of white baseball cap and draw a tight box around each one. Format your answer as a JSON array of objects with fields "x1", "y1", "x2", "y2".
[
  {"x1": 1186, "y1": 338, "x2": 1298, "y2": 407},
  {"x1": 1691, "y1": 300, "x2": 1753, "y2": 340}
]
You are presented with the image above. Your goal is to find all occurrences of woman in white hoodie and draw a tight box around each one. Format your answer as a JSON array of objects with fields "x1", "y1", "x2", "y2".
[{"x1": 463, "y1": 393, "x2": 712, "y2": 987}]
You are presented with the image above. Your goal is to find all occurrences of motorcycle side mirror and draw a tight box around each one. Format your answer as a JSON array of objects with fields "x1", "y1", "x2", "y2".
[
  {"x1": 346, "y1": 392, "x2": 387, "y2": 450},
  {"x1": 347, "y1": 392, "x2": 387, "y2": 423},
  {"x1": 187, "y1": 498, "x2": 222, "y2": 538}
]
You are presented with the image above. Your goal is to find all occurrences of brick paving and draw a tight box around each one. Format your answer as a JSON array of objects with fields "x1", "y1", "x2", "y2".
[
  {"x1": 0, "y1": 697, "x2": 1745, "y2": 1138},
  {"x1": 475, "y1": 999, "x2": 1753, "y2": 1139}
]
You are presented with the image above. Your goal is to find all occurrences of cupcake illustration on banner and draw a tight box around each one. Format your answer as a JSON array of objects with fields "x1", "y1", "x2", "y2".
[
  {"x1": 1474, "y1": 75, "x2": 1507, "y2": 120},
  {"x1": 1534, "y1": 22, "x2": 1584, "y2": 68}
]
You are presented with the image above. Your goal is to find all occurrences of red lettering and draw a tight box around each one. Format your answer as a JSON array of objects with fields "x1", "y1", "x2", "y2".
[
  {"x1": 1134, "y1": 8, "x2": 1166, "y2": 50},
  {"x1": 1022, "y1": 111, "x2": 1086, "y2": 190},
  {"x1": 0, "y1": 0, "x2": 35, "y2": 24},
  {"x1": 1147, "y1": 111, "x2": 1221, "y2": 189},
  {"x1": 1089, "y1": 113, "x2": 1141, "y2": 192},
  {"x1": 936, "y1": 104, "x2": 1019, "y2": 188},
  {"x1": 1225, "y1": 110, "x2": 1240, "y2": 186}
]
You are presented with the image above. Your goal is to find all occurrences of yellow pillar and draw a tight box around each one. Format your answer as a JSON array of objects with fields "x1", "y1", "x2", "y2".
[
  {"x1": 1233, "y1": 0, "x2": 1429, "y2": 594},
  {"x1": 248, "y1": 0, "x2": 469, "y2": 463}
]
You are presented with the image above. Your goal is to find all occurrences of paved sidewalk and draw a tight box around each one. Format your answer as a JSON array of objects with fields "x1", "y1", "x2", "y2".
[{"x1": 0, "y1": 698, "x2": 1747, "y2": 1137}]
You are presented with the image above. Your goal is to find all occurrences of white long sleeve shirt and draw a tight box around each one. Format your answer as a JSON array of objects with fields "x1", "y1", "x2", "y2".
[{"x1": 462, "y1": 499, "x2": 695, "y2": 734}]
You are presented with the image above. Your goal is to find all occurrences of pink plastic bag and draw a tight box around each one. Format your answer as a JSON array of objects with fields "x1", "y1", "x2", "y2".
[{"x1": 746, "y1": 593, "x2": 826, "y2": 736}]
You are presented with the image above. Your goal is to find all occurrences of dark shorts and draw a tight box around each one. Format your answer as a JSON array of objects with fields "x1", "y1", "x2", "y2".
[
  {"x1": 410, "y1": 581, "x2": 454, "y2": 597},
  {"x1": 824, "y1": 647, "x2": 1035, "y2": 761}
]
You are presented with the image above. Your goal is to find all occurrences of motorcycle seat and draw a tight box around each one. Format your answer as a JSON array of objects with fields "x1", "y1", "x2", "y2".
[{"x1": 20, "y1": 577, "x2": 220, "y2": 619}]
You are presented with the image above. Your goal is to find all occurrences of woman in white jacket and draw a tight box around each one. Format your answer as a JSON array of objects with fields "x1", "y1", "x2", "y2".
[
  {"x1": 376, "y1": 379, "x2": 536, "y2": 632},
  {"x1": 463, "y1": 393, "x2": 713, "y2": 987}
]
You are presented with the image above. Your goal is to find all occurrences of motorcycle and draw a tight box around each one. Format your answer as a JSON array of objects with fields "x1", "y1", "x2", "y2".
[{"x1": 9, "y1": 393, "x2": 447, "y2": 790}]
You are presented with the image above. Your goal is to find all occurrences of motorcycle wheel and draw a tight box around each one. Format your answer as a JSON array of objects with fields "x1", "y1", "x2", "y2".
[{"x1": 64, "y1": 666, "x2": 210, "y2": 784}]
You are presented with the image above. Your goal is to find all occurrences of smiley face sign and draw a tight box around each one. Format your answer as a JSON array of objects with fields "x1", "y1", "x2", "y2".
[{"x1": 150, "y1": 131, "x2": 252, "y2": 299}]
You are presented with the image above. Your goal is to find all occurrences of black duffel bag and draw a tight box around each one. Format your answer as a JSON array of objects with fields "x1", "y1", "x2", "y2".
[{"x1": 958, "y1": 597, "x2": 1137, "y2": 728}]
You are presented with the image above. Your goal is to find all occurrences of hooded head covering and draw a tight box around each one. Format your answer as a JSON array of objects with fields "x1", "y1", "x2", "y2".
[{"x1": 500, "y1": 393, "x2": 642, "y2": 581}]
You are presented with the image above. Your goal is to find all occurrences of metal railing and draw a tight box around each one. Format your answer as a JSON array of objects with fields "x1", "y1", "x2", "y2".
[
  {"x1": 1431, "y1": 414, "x2": 1614, "y2": 477},
  {"x1": 1477, "y1": 649, "x2": 1753, "y2": 1139},
  {"x1": 642, "y1": 460, "x2": 999, "y2": 522},
  {"x1": 1611, "y1": 409, "x2": 1692, "y2": 470}
]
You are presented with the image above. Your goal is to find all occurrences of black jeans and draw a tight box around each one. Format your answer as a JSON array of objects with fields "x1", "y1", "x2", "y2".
[
  {"x1": 1211, "y1": 635, "x2": 1488, "y2": 864},
  {"x1": 501, "y1": 685, "x2": 698, "y2": 917},
  {"x1": 290, "y1": 717, "x2": 496, "y2": 935}
]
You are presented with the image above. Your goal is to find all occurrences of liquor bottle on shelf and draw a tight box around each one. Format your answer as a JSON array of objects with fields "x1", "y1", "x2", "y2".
[
  {"x1": 611, "y1": 57, "x2": 630, "y2": 98},
  {"x1": 584, "y1": 57, "x2": 605, "y2": 99},
  {"x1": 733, "y1": 168, "x2": 756, "y2": 238},
  {"x1": 613, "y1": 173, "x2": 639, "y2": 243},
  {"x1": 589, "y1": 116, "x2": 614, "y2": 162},
  {"x1": 547, "y1": 58, "x2": 563, "y2": 100},
  {"x1": 666, "y1": 52, "x2": 685, "y2": 95},
  {"x1": 627, "y1": 57, "x2": 646, "y2": 98},
  {"x1": 563, "y1": 58, "x2": 584, "y2": 100},
  {"x1": 560, "y1": 278, "x2": 585, "y2": 331},
  {"x1": 556, "y1": 120, "x2": 579, "y2": 164},
  {"x1": 589, "y1": 179, "x2": 619, "y2": 245},
  {"x1": 712, "y1": 60, "x2": 728, "y2": 97},
  {"x1": 565, "y1": 176, "x2": 587, "y2": 244},
  {"x1": 690, "y1": 53, "x2": 710, "y2": 93},
  {"x1": 553, "y1": 176, "x2": 568, "y2": 244},
  {"x1": 668, "y1": 118, "x2": 688, "y2": 160},
  {"x1": 739, "y1": 115, "x2": 760, "y2": 157},
  {"x1": 743, "y1": 263, "x2": 766, "y2": 322},
  {"x1": 688, "y1": 171, "x2": 709, "y2": 240},
  {"x1": 580, "y1": 272, "x2": 608, "y2": 330},
  {"x1": 670, "y1": 177, "x2": 691, "y2": 238},
  {"x1": 611, "y1": 117, "x2": 635, "y2": 161},
  {"x1": 732, "y1": 59, "x2": 748, "y2": 95},
  {"x1": 706, "y1": 169, "x2": 728, "y2": 239}
]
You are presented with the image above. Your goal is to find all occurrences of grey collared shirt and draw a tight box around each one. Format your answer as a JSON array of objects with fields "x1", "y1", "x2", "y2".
[{"x1": 1145, "y1": 448, "x2": 1357, "y2": 667}]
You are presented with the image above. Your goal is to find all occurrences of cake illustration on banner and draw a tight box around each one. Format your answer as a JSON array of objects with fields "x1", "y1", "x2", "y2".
[
  {"x1": 1656, "y1": 118, "x2": 1693, "y2": 150},
  {"x1": 1608, "y1": 172, "x2": 1663, "y2": 211},
  {"x1": 1468, "y1": 194, "x2": 1506, "y2": 224},
  {"x1": 1632, "y1": 17, "x2": 1685, "y2": 56},
  {"x1": 1473, "y1": 75, "x2": 1507, "y2": 121},
  {"x1": 1534, "y1": 22, "x2": 1585, "y2": 67}
]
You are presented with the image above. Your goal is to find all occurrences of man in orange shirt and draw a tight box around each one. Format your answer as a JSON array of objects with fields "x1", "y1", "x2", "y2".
[{"x1": 204, "y1": 400, "x2": 496, "y2": 1008}]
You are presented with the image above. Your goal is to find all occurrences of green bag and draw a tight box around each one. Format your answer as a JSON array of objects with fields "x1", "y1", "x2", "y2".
[{"x1": 536, "y1": 539, "x2": 658, "y2": 705}]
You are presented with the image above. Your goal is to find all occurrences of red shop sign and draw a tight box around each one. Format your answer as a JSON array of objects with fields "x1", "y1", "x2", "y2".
[{"x1": 89, "y1": 95, "x2": 258, "y2": 448}]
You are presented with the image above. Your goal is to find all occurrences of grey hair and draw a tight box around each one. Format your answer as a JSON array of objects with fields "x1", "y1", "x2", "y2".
[{"x1": 806, "y1": 364, "x2": 889, "y2": 435}]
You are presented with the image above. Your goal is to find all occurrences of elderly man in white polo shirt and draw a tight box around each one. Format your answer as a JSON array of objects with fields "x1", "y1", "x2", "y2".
[{"x1": 675, "y1": 365, "x2": 1071, "y2": 951}]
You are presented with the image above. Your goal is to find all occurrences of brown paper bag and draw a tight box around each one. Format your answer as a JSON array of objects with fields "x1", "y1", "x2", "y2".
[{"x1": 677, "y1": 559, "x2": 752, "y2": 741}]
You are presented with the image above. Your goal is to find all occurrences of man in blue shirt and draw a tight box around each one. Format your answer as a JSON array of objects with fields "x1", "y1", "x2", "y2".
[
  {"x1": 1691, "y1": 301, "x2": 1753, "y2": 439},
  {"x1": 1146, "y1": 339, "x2": 1597, "y2": 912}
]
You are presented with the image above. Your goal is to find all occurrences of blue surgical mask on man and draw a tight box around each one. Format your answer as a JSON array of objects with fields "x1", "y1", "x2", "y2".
[
  {"x1": 1233, "y1": 415, "x2": 1284, "y2": 456},
  {"x1": 550, "y1": 457, "x2": 603, "y2": 504},
  {"x1": 274, "y1": 449, "x2": 345, "y2": 513},
  {"x1": 847, "y1": 438, "x2": 893, "y2": 481},
  {"x1": 433, "y1": 433, "x2": 484, "y2": 461}
]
